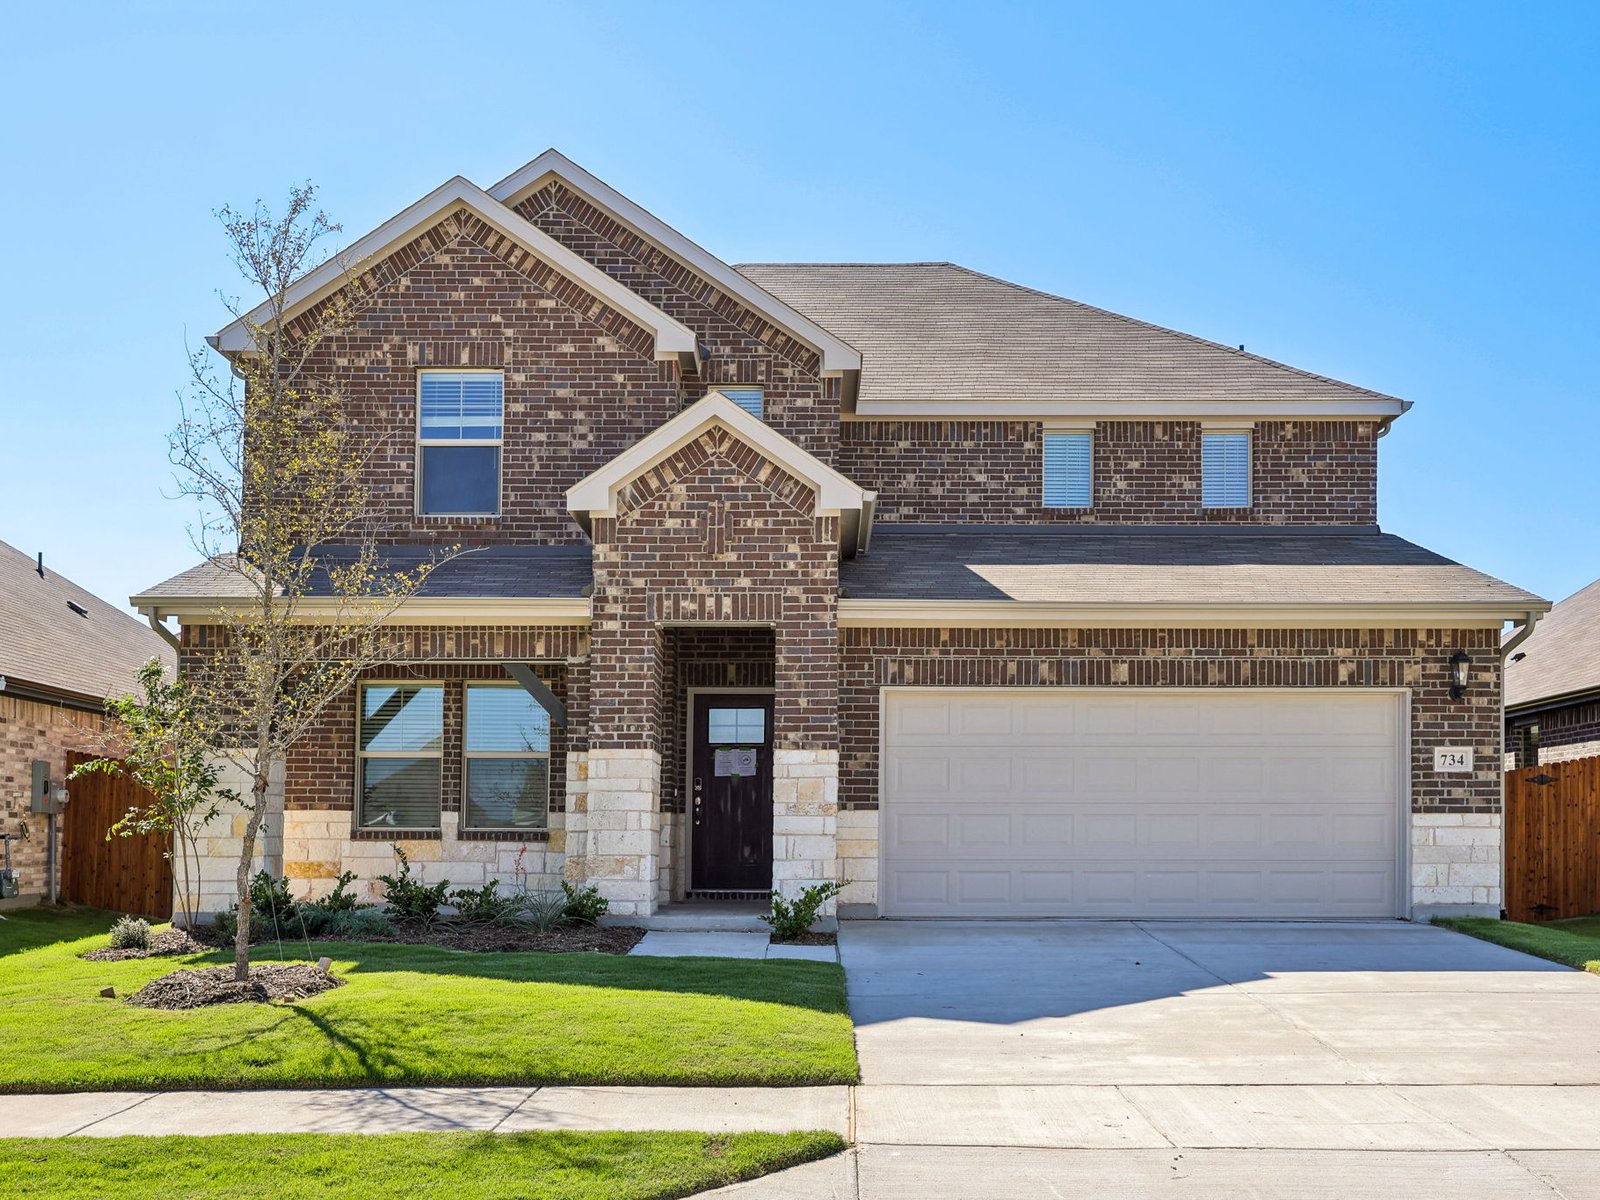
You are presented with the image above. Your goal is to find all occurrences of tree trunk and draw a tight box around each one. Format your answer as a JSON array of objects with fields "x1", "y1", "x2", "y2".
[{"x1": 232, "y1": 772, "x2": 270, "y2": 981}]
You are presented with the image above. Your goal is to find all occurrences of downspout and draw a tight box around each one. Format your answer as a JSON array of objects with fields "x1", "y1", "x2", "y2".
[
  {"x1": 142, "y1": 609, "x2": 181, "y2": 652},
  {"x1": 1497, "y1": 609, "x2": 1542, "y2": 920}
]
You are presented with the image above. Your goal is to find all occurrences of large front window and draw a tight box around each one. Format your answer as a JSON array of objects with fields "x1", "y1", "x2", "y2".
[
  {"x1": 358, "y1": 684, "x2": 443, "y2": 828},
  {"x1": 418, "y1": 371, "x2": 503, "y2": 516},
  {"x1": 464, "y1": 685, "x2": 551, "y2": 831}
]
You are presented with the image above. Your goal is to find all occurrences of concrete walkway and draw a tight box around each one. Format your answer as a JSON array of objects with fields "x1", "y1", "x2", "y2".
[
  {"x1": 0, "y1": 1085, "x2": 849, "y2": 1139},
  {"x1": 629, "y1": 930, "x2": 838, "y2": 961}
]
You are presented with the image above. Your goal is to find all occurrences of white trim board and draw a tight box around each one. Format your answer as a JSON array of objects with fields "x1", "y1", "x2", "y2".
[
  {"x1": 488, "y1": 150, "x2": 861, "y2": 375},
  {"x1": 210, "y1": 176, "x2": 696, "y2": 362}
]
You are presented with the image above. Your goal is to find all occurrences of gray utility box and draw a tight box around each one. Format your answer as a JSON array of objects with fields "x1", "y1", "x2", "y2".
[{"x1": 0, "y1": 871, "x2": 18, "y2": 900}]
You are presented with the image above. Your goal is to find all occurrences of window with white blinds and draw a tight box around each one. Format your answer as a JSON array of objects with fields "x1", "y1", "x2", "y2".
[
  {"x1": 358, "y1": 684, "x2": 443, "y2": 828},
  {"x1": 464, "y1": 685, "x2": 551, "y2": 830},
  {"x1": 1201, "y1": 431, "x2": 1252, "y2": 508},
  {"x1": 418, "y1": 371, "x2": 503, "y2": 516},
  {"x1": 720, "y1": 388, "x2": 764, "y2": 419},
  {"x1": 1042, "y1": 431, "x2": 1093, "y2": 508}
]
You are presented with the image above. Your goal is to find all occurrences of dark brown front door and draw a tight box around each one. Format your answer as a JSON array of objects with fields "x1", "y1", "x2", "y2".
[{"x1": 691, "y1": 693, "x2": 774, "y2": 893}]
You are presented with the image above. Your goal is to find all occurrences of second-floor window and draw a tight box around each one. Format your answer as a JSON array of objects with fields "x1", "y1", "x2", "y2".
[
  {"x1": 1201, "y1": 430, "x2": 1251, "y2": 508},
  {"x1": 418, "y1": 371, "x2": 503, "y2": 516},
  {"x1": 1042, "y1": 431, "x2": 1093, "y2": 508}
]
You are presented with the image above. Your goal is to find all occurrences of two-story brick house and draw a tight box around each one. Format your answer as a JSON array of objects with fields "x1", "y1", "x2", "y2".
[{"x1": 134, "y1": 151, "x2": 1546, "y2": 922}]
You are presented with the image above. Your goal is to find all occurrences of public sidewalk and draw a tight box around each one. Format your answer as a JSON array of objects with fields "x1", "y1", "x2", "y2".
[{"x1": 0, "y1": 1085, "x2": 850, "y2": 1139}]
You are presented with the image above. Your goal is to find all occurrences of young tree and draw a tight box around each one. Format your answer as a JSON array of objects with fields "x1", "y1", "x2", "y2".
[
  {"x1": 70, "y1": 658, "x2": 236, "y2": 933},
  {"x1": 176, "y1": 186, "x2": 455, "y2": 980}
]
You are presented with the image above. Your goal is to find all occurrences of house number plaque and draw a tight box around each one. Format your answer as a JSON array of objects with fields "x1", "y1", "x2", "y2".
[{"x1": 1433, "y1": 747, "x2": 1474, "y2": 773}]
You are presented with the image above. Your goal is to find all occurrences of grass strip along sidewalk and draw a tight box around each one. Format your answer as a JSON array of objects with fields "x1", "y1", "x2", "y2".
[
  {"x1": 0, "y1": 907, "x2": 859, "y2": 1092},
  {"x1": 0, "y1": 1131, "x2": 847, "y2": 1200},
  {"x1": 1435, "y1": 915, "x2": 1600, "y2": 974}
]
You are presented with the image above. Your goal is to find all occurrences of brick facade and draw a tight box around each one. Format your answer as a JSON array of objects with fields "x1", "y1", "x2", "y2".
[
  {"x1": 839, "y1": 626, "x2": 1503, "y2": 814},
  {"x1": 841, "y1": 419, "x2": 1379, "y2": 525},
  {"x1": 0, "y1": 694, "x2": 108, "y2": 906},
  {"x1": 1510, "y1": 696, "x2": 1600, "y2": 768}
]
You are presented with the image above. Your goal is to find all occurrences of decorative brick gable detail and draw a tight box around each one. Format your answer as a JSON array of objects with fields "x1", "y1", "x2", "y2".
[
  {"x1": 587, "y1": 429, "x2": 840, "y2": 755},
  {"x1": 517, "y1": 182, "x2": 839, "y2": 462},
  {"x1": 839, "y1": 626, "x2": 1501, "y2": 815},
  {"x1": 841, "y1": 419, "x2": 1379, "y2": 525}
]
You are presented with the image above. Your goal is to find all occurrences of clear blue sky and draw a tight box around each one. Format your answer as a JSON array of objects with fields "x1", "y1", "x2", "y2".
[{"x1": 2, "y1": 2, "x2": 1595, "y2": 614}]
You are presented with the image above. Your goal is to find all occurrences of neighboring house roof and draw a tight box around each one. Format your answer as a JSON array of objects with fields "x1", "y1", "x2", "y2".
[
  {"x1": 838, "y1": 526, "x2": 1544, "y2": 622},
  {"x1": 1506, "y1": 577, "x2": 1600, "y2": 711},
  {"x1": 210, "y1": 175, "x2": 696, "y2": 362},
  {"x1": 488, "y1": 151, "x2": 862, "y2": 375},
  {"x1": 0, "y1": 539, "x2": 175, "y2": 706},
  {"x1": 737, "y1": 262, "x2": 1410, "y2": 421}
]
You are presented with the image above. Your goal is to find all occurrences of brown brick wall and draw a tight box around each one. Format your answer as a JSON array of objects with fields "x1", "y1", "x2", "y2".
[
  {"x1": 516, "y1": 182, "x2": 839, "y2": 462},
  {"x1": 285, "y1": 211, "x2": 682, "y2": 546},
  {"x1": 840, "y1": 626, "x2": 1502, "y2": 814},
  {"x1": 588, "y1": 428, "x2": 838, "y2": 755},
  {"x1": 0, "y1": 694, "x2": 111, "y2": 902},
  {"x1": 180, "y1": 625, "x2": 587, "y2": 837},
  {"x1": 841, "y1": 419, "x2": 1379, "y2": 525}
]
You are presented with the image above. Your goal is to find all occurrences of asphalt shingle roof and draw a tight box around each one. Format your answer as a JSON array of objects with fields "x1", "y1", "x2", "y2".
[
  {"x1": 1506, "y1": 577, "x2": 1600, "y2": 709},
  {"x1": 736, "y1": 262, "x2": 1400, "y2": 408},
  {"x1": 134, "y1": 546, "x2": 593, "y2": 603},
  {"x1": 0, "y1": 539, "x2": 175, "y2": 703},
  {"x1": 841, "y1": 526, "x2": 1544, "y2": 608}
]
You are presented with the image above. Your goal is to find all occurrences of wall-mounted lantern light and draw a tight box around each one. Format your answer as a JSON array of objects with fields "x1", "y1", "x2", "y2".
[{"x1": 1449, "y1": 650, "x2": 1471, "y2": 701}]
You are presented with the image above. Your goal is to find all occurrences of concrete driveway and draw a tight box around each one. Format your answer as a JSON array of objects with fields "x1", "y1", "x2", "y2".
[{"x1": 764, "y1": 920, "x2": 1600, "y2": 1199}]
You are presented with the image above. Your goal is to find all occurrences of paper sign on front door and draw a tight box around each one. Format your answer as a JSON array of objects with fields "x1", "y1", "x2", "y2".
[
  {"x1": 1433, "y1": 747, "x2": 1474, "y2": 773},
  {"x1": 713, "y1": 747, "x2": 758, "y2": 778}
]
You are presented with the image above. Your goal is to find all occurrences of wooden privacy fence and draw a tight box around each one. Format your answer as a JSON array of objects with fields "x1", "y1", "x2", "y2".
[
  {"x1": 60, "y1": 752, "x2": 173, "y2": 919},
  {"x1": 1504, "y1": 754, "x2": 1600, "y2": 923}
]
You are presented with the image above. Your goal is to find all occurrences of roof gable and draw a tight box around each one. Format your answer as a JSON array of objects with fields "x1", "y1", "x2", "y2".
[
  {"x1": 567, "y1": 391, "x2": 875, "y2": 552},
  {"x1": 739, "y1": 262, "x2": 1411, "y2": 421},
  {"x1": 211, "y1": 176, "x2": 696, "y2": 361},
  {"x1": 489, "y1": 151, "x2": 861, "y2": 376}
]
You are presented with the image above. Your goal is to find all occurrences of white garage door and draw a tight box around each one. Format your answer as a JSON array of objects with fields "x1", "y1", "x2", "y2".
[{"x1": 881, "y1": 689, "x2": 1404, "y2": 919}]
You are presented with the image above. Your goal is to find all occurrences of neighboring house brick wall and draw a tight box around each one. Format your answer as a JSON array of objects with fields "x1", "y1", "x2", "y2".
[
  {"x1": 517, "y1": 182, "x2": 840, "y2": 463},
  {"x1": 1511, "y1": 697, "x2": 1600, "y2": 767},
  {"x1": 0, "y1": 694, "x2": 108, "y2": 907},
  {"x1": 840, "y1": 419, "x2": 1379, "y2": 525}
]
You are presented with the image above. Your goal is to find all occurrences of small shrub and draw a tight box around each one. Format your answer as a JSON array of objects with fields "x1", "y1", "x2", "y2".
[
  {"x1": 287, "y1": 902, "x2": 334, "y2": 939},
  {"x1": 249, "y1": 870, "x2": 297, "y2": 926},
  {"x1": 376, "y1": 846, "x2": 450, "y2": 925},
  {"x1": 108, "y1": 916, "x2": 152, "y2": 950},
  {"x1": 518, "y1": 890, "x2": 571, "y2": 934},
  {"x1": 450, "y1": 880, "x2": 517, "y2": 924},
  {"x1": 315, "y1": 870, "x2": 362, "y2": 913},
  {"x1": 328, "y1": 907, "x2": 393, "y2": 940},
  {"x1": 761, "y1": 881, "x2": 845, "y2": 942},
  {"x1": 209, "y1": 908, "x2": 237, "y2": 944},
  {"x1": 561, "y1": 881, "x2": 608, "y2": 926}
]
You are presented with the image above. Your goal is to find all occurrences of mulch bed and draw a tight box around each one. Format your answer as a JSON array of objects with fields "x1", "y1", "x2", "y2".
[
  {"x1": 771, "y1": 931, "x2": 837, "y2": 946},
  {"x1": 127, "y1": 963, "x2": 345, "y2": 1010},
  {"x1": 407, "y1": 922, "x2": 646, "y2": 954},
  {"x1": 81, "y1": 929, "x2": 209, "y2": 962}
]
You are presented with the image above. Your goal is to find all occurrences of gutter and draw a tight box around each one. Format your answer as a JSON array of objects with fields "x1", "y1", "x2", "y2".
[
  {"x1": 1499, "y1": 609, "x2": 1542, "y2": 660},
  {"x1": 143, "y1": 609, "x2": 181, "y2": 651}
]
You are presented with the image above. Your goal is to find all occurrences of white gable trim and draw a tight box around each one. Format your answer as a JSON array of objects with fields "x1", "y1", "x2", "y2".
[
  {"x1": 567, "y1": 391, "x2": 875, "y2": 521},
  {"x1": 210, "y1": 176, "x2": 696, "y2": 361},
  {"x1": 490, "y1": 151, "x2": 862, "y2": 376}
]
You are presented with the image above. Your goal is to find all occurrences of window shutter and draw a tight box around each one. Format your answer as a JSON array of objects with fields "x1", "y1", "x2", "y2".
[
  {"x1": 1202, "y1": 432, "x2": 1251, "y2": 507},
  {"x1": 1042, "y1": 432, "x2": 1093, "y2": 508}
]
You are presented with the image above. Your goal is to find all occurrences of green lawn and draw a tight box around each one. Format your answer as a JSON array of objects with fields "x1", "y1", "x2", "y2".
[
  {"x1": 0, "y1": 907, "x2": 858, "y2": 1092},
  {"x1": 0, "y1": 1131, "x2": 847, "y2": 1200},
  {"x1": 1436, "y1": 915, "x2": 1600, "y2": 973}
]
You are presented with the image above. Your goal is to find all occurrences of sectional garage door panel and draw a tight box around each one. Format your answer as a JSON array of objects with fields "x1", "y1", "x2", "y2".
[{"x1": 880, "y1": 691, "x2": 1403, "y2": 919}]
